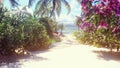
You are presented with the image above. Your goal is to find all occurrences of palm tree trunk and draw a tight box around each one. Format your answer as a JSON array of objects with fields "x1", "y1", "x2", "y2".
[
  {"x1": 61, "y1": 28, "x2": 63, "y2": 35},
  {"x1": 78, "y1": 25, "x2": 79, "y2": 31}
]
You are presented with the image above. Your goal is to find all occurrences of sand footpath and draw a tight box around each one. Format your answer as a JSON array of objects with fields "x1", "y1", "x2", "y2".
[{"x1": 1, "y1": 34, "x2": 120, "y2": 68}]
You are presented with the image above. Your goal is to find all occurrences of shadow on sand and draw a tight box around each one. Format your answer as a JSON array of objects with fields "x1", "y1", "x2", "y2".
[
  {"x1": 0, "y1": 50, "x2": 49, "y2": 68},
  {"x1": 93, "y1": 50, "x2": 120, "y2": 62}
]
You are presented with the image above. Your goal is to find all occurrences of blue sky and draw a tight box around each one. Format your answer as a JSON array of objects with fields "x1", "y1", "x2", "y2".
[
  {"x1": 3, "y1": 0, "x2": 81, "y2": 24},
  {"x1": 57, "y1": 0, "x2": 81, "y2": 24}
]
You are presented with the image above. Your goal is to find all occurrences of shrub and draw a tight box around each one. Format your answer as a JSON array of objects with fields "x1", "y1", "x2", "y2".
[
  {"x1": 0, "y1": 5, "x2": 52, "y2": 55},
  {"x1": 75, "y1": 0, "x2": 120, "y2": 51},
  {"x1": 39, "y1": 17, "x2": 58, "y2": 38},
  {"x1": 23, "y1": 18, "x2": 51, "y2": 50}
]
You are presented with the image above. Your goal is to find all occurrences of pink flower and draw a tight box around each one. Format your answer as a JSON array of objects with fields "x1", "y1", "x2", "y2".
[
  {"x1": 118, "y1": 0, "x2": 120, "y2": 3},
  {"x1": 93, "y1": 6, "x2": 99, "y2": 13},
  {"x1": 112, "y1": 27, "x2": 118, "y2": 33},
  {"x1": 79, "y1": 22, "x2": 92, "y2": 29},
  {"x1": 117, "y1": 21, "x2": 120, "y2": 25},
  {"x1": 98, "y1": 22, "x2": 108, "y2": 29},
  {"x1": 102, "y1": 0, "x2": 107, "y2": 2},
  {"x1": 116, "y1": 13, "x2": 120, "y2": 17},
  {"x1": 116, "y1": 4, "x2": 120, "y2": 16}
]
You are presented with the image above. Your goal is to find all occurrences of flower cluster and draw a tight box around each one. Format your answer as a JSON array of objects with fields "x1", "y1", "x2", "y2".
[
  {"x1": 76, "y1": 0, "x2": 120, "y2": 49},
  {"x1": 79, "y1": 0, "x2": 120, "y2": 16},
  {"x1": 78, "y1": 0, "x2": 120, "y2": 30},
  {"x1": 98, "y1": 21, "x2": 108, "y2": 29}
]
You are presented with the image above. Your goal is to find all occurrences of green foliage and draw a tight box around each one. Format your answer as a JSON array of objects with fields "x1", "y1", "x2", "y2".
[
  {"x1": 75, "y1": 6, "x2": 120, "y2": 51},
  {"x1": 0, "y1": 6, "x2": 52, "y2": 55},
  {"x1": 23, "y1": 18, "x2": 51, "y2": 50},
  {"x1": 75, "y1": 27, "x2": 120, "y2": 50},
  {"x1": 75, "y1": 0, "x2": 120, "y2": 51},
  {"x1": 39, "y1": 17, "x2": 58, "y2": 38}
]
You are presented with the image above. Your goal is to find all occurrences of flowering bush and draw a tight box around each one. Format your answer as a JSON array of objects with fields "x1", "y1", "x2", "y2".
[{"x1": 76, "y1": 0, "x2": 120, "y2": 51}]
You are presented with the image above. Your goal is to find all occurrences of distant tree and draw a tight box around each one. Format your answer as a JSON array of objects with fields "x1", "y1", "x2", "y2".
[
  {"x1": 75, "y1": 16, "x2": 82, "y2": 31},
  {"x1": 0, "y1": 0, "x2": 19, "y2": 7},
  {"x1": 58, "y1": 23, "x2": 65, "y2": 35},
  {"x1": 35, "y1": 0, "x2": 71, "y2": 17},
  {"x1": 1, "y1": 0, "x2": 35, "y2": 7},
  {"x1": 2, "y1": 0, "x2": 70, "y2": 18}
]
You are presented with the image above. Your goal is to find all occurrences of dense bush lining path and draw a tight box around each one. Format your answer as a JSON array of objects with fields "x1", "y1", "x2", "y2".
[{"x1": 1, "y1": 34, "x2": 120, "y2": 68}]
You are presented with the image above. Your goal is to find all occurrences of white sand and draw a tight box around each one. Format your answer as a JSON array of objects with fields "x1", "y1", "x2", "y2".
[{"x1": 2, "y1": 34, "x2": 120, "y2": 68}]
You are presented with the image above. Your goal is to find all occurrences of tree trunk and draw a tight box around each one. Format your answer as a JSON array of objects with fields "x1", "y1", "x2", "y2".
[{"x1": 117, "y1": 45, "x2": 119, "y2": 52}]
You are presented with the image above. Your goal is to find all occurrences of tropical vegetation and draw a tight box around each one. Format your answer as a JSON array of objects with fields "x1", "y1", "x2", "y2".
[
  {"x1": 0, "y1": 0, "x2": 70, "y2": 56},
  {"x1": 75, "y1": 0, "x2": 120, "y2": 52},
  {"x1": 0, "y1": 5, "x2": 51, "y2": 55}
]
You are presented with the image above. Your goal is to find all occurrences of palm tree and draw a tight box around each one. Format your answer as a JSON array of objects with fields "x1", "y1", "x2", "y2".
[
  {"x1": 0, "y1": 0, "x2": 19, "y2": 7},
  {"x1": 5, "y1": 6, "x2": 33, "y2": 17},
  {"x1": 1, "y1": 0, "x2": 35, "y2": 17},
  {"x1": 2, "y1": 0, "x2": 70, "y2": 18},
  {"x1": 39, "y1": 17, "x2": 58, "y2": 38},
  {"x1": 1, "y1": 0, "x2": 34, "y2": 7},
  {"x1": 75, "y1": 16, "x2": 82, "y2": 31},
  {"x1": 35, "y1": 0, "x2": 71, "y2": 17},
  {"x1": 58, "y1": 23, "x2": 65, "y2": 35}
]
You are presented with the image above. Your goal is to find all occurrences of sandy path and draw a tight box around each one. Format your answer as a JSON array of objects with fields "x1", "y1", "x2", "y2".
[{"x1": 1, "y1": 34, "x2": 120, "y2": 68}]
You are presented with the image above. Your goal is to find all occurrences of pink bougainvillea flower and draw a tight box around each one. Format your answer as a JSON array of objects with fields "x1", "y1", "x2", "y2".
[
  {"x1": 102, "y1": 0, "x2": 107, "y2": 2},
  {"x1": 116, "y1": 5, "x2": 120, "y2": 16},
  {"x1": 98, "y1": 21, "x2": 108, "y2": 29},
  {"x1": 112, "y1": 27, "x2": 117, "y2": 32},
  {"x1": 117, "y1": 21, "x2": 120, "y2": 25},
  {"x1": 93, "y1": 6, "x2": 99, "y2": 13},
  {"x1": 118, "y1": 0, "x2": 120, "y2": 2},
  {"x1": 89, "y1": 0, "x2": 94, "y2": 1},
  {"x1": 79, "y1": 21, "x2": 92, "y2": 30},
  {"x1": 82, "y1": 6, "x2": 88, "y2": 11},
  {"x1": 116, "y1": 14, "x2": 120, "y2": 17},
  {"x1": 116, "y1": 11, "x2": 120, "y2": 17},
  {"x1": 82, "y1": 17, "x2": 86, "y2": 21},
  {"x1": 112, "y1": 27, "x2": 118, "y2": 33}
]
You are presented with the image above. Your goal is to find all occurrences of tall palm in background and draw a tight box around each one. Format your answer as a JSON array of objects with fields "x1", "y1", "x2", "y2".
[
  {"x1": 0, "y1": 0, "x2": 35, "y2": 17},
  {"x1": 35, "y1": 0, "x2": 71, "y2": 17},
  {"x1": 2, "y1": 0, "x2": 70, "y2": 37},
  {"x1": 0, "y1": 0, "x2": 34, "y2": 7},
  {"x1": 58, "y1": 23, "x2": 64, "y2": 35},
  {"x1": 0, "y1": 0, "x2": 19, "y2": 6},
  {"x1": 75, "y1": 16, "x2": 82, "y2": 31},
  {"x1": 1, "y1": 0, "x2": 70, "y2": 18}
]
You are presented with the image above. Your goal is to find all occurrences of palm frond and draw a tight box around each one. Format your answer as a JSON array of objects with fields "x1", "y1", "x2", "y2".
[
  {"x1": 28, "y1": 0, "x2": 35, "y2": 8},
  {"x1": 55, "y1": 0, "x2": 61, "y2": 16},
  {"x1": 61, "y1": 0, "x2": 71, "y2": 14},
  {"x1": 35, "y1": 0, "x2": 47, "y2": 16},
  {"x1": 35, "y1": 0, "x2": 71, "y2": 18},
  {"x1": 9, "y1": 0, "x2": 19, "y2": 7},
  {"x1": 50, "y1": 0, "x2": 56, "y2": 17}
]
